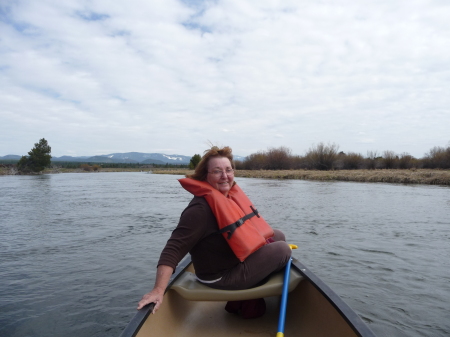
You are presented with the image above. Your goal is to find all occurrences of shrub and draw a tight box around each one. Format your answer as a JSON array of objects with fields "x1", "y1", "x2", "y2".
[
  {"x1": 265, "y1": 147, "x2": 292, "y2": 170},
  {"x1": 304, "y1": 142, "x2": 339, "y2": 170},
  {"x1": 242, "y1": 147, "x2": 294, "y2": 170},
  {"x1": 80, "y1": 164, "x2": 93, "y2": 171},
  {"x1": 423, "y1": 145, "x2": 450, "y2": 169},
  {"x1": 338, "y1": 152, "x2": 365, "y2": 170},
  {"x1": 291, "y1": 155, "x2": 308, "y2": 169},
  {"x1": 238, "y1": 142, "x2": 450, "y2": 171},
  {"x1": 234, "y1": 160, "x2": 244, "y2": 170},
  {"x1": 398, "y1": 153, "x2": 414, "y2": 169},
  {"x1": 243, "y1": 151, "x2": 267, "y2": 170},
  {"x1": 365, "y1": 151, "x2": 381, "y2": 170},
  {"x1": 382, "y1": 150, "x2": 397, "y2": 169}
]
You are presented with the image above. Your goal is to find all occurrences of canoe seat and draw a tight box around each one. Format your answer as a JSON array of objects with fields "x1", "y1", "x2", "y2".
[{"x1": 170, "y1": 268, "x2": 303, "y2": 301}]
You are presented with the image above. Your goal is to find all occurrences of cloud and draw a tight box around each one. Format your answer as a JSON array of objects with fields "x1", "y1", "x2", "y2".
[{"x1": 1, "y1": 0, "x2": 449, "y2": 158}]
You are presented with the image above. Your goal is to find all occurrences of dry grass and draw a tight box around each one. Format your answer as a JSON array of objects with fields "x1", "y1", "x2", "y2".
[
  {"x1": 0, "y1": 167, "x2": 150, "y2": 175},
  {"x1": 2, "y1": 167, "x2": 449, "y2": 185},
  {"x1": 152, "y1": 168, "x2": 450, "y2": 186},
  {"x1": 0, "y1": 166, "x2": 17, "y2": 175}
]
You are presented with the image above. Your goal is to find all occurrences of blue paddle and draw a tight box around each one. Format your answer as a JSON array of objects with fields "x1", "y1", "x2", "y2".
[{"x1": 276, "y1": 244, "x2": 297, "y2": 337}]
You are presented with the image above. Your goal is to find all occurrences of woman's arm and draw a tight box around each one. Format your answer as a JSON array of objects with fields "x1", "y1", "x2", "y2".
[
  {"x1": 137, "y1": 198, "x2": 208, "y2": 312},
  {"x1": 137, "y1": 265, "x2": 174, "y2": 313}
]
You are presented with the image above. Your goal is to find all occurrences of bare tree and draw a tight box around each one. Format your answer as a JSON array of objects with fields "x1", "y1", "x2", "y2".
[
  {"x1": 305, "y1": 142, "x2": 339, "y2": 170},
  {"x1": 338, "y1": 152, "x2": 364, "y2": 170},
  {"x1": 423, "y1": 145, "x2": 450, "y2": 169},
  {"x1": 382, "y1": 150, "x2": 397, "y2": 169},
  {"x1": 265, "y1": 147, "x2": 292, "y2": 170},
  {"x1": 365, "y1": 151, "x2": 379, "y2": 170},
  {"x1": 243, "y1": 151, "x2": 267, "y2": 170},
  {"x1": 398, "y1": 153, "x2": 414, "y2": 169}
]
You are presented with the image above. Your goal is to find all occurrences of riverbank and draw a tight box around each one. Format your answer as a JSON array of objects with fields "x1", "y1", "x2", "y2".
[
  {"x1": 1, "y1": 166, "x2": 449, "y2": 185},
  {"x1": 151, "y1": 168, "x2": 450, "y2": 185},
  {"x1": 0, "y1": 166, "x2": 152, "y2": 175}
]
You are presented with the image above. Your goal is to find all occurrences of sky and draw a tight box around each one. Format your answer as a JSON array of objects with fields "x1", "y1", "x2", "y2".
[{"x1": 1, "y1": 0, "x2": 449, "y2": 159}]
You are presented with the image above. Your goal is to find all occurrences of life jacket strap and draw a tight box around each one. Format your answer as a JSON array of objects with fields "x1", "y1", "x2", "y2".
[{"x1": 218, "y1": 206, "x2": 260, "y2": 240}]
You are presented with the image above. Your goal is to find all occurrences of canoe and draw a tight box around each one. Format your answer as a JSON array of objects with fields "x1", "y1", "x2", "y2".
[{"x1": 120, "y1": 256, "x2": 376, "y2": 337}]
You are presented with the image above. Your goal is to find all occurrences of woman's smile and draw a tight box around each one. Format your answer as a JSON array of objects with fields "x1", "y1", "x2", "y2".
[{"x1": 206, "y1": 157, "x2": 234, "y2": 196}]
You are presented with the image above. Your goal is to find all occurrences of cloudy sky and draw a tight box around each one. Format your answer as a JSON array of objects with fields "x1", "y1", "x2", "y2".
[{"x1": 1, "y1": 0, "x2": 449, "y2": 158}]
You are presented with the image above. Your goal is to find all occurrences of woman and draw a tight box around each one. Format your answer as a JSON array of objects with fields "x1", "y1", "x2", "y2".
[{"x1": 137, "y1": 146, "x2": 291, "y2": 316}]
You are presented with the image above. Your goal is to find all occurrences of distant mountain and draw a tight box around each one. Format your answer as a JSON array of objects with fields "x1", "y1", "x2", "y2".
[
  {"x1": 55, "y1": 155, "x2": 90, "y2": 162},
  {"x1": 0, "y1": 155, "x2": 21, "y2": 160},
  {"x1": 1, "y1": 152, "x2": 247, "y2": 164},
  {"x1": 49, "y1": 152, "x2": 191, "y2": 164},
  {"x1": 103, "y1": 152, "x2": 191, "y2": 164},
  {"x1": 82, "y1": 155, "x2": 139, "y2": 164}
]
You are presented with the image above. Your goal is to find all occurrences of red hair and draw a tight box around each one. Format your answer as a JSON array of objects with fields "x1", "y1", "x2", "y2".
[{"x1": 187, "y1": 146, "x2": 234, "y2": 181}]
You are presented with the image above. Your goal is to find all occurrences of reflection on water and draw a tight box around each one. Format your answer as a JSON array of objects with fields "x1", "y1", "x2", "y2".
[{"x1": 1, "y1": 173, "x2": 449, "y2": 337}]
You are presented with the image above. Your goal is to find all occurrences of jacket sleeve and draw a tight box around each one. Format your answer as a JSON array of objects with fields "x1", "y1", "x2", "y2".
[{"x1": 157, "y1": 198, "x2": 209, "y2": 272}]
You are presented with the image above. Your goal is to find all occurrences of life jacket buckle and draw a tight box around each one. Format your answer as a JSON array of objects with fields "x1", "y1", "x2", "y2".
[{"x1": 250, "y1": 206, "x2": 260, "y2": 218}]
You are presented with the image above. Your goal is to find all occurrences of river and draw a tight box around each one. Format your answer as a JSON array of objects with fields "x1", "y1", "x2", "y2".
[{"x1": 0, "y1": 172, "x2": 449, "y2": 336}]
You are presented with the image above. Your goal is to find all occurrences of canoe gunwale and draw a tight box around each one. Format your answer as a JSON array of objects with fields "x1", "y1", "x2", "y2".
[
  {"x1": 119, "y1": 257, "x2": 191, "y2": 337},
  {"x1": 119, "y1": 256, "x2": 376, "y2": 337},
  {"x1": 292, "y1": 258, "x2": 376, "y2": 337}
]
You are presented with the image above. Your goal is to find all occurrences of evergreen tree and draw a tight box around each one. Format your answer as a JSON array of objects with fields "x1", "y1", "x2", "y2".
[
  {"x1": 17, "y1": 138, "x2": 52, "y2": 173},
  {"x1": 189, "y1": 154, "x2": 201, "y2": 169}
]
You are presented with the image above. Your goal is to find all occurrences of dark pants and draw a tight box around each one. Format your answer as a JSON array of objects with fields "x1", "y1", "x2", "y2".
[{"x1": 207, "y1": 229, "x2": 291, "y2": 290}]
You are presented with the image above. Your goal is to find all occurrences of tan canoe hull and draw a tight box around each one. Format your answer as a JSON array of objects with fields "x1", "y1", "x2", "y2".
[{"x1": 120, "y1": 257, "x2": 376, "y2": 337}]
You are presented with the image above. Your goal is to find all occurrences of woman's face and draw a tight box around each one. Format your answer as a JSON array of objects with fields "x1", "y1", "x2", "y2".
[{"x1": 206, "y1": 157, "x2": 234, "y2": 197}]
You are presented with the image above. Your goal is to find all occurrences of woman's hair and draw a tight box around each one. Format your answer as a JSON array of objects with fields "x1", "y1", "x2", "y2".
[{"x1": 187, "y1": 146, "x2": 234, "y2": 181}]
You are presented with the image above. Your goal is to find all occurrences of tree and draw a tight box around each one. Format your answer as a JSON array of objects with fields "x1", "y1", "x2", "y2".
[
  {"x1": 243, "y1": 151, "x2": 267, "y2": 170},
  {"x1": 189, "y1": 154, "x2": 202, "y2": 169},
  {"x1": 17, "y1": 138, "x2": 52, "y2": 173},
  {"x1": 305, "y1": 142, "x2": 339, "y2": 170},
  {"x1": 265, "y1": 147, "x2": 292, "y2": 170},
  {"x1": 338, "y1": 152, "x2": 364, "y2": 170},
  {"x1": 365, "y1": 151, "x2": 380, "y2": 170},
  {"x1": 398, "y1": 153, "x2": 414, "y2": 169},
  {"x1": 423, "y1": 145, "x2": 450, "y2": 169},
  {"x1": 382, "y1": 150, "x2": 397, "y2": 169}
]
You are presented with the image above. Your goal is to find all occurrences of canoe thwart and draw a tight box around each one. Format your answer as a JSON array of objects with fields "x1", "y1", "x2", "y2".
[{"x1": 170, "y1": 269, "x2": 304, "y2": 301}]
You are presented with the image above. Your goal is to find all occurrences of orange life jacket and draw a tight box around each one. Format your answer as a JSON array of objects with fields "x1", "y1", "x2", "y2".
[{"x1": 178, "y1": 178, "x2": 274, "y2": 262}]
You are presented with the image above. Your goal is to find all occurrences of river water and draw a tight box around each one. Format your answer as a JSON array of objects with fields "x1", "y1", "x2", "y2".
[{"x1": 0, "y1": 173, "x2": 449, "y2": 337}]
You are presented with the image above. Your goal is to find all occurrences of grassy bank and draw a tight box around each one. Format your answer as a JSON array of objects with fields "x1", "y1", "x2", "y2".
[
  {"x1": 2, "y1": 166, "x2": 449, "y2": 185},
  {"x1": 151, "y1": 168, "x2": 450, "y2": 186},
  {"x1": 0, "y1": 166, "x2": 149, "y2": 175}
]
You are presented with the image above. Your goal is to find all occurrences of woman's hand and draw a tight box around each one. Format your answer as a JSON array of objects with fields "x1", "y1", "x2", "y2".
[
  {"x1": 136, "y1": 265, "x2": 174, "y2": 313},
  {"x1": 137, "y1": 287, "x2": 165, "y2": 312}
]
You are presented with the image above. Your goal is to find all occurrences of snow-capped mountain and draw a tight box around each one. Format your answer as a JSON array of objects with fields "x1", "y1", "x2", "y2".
[{"x1": 1, "y1": 152, "x2": 247, "y2": 164}]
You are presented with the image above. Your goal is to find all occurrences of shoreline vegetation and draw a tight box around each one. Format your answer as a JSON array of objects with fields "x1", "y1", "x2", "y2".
[
  {"x1": 2, "y1": 166, "x2": 448, "y2": 186},
  {"x1": 151, "y1": 168, "x2": 450, "y2": 186},
  {"x1": 4, "y1": 140, "x2": 450, "y2": 187}
]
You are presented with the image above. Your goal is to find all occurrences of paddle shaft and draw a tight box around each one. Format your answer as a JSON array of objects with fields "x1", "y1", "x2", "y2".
[{"x1": 276, "y1": 257, "x2": 292, "y2": 337}]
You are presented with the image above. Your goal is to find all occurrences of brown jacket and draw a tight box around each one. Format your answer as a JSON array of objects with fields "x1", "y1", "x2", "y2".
[{"x1": 157, "y1": 196, "x2": 240, "y2": 281}]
